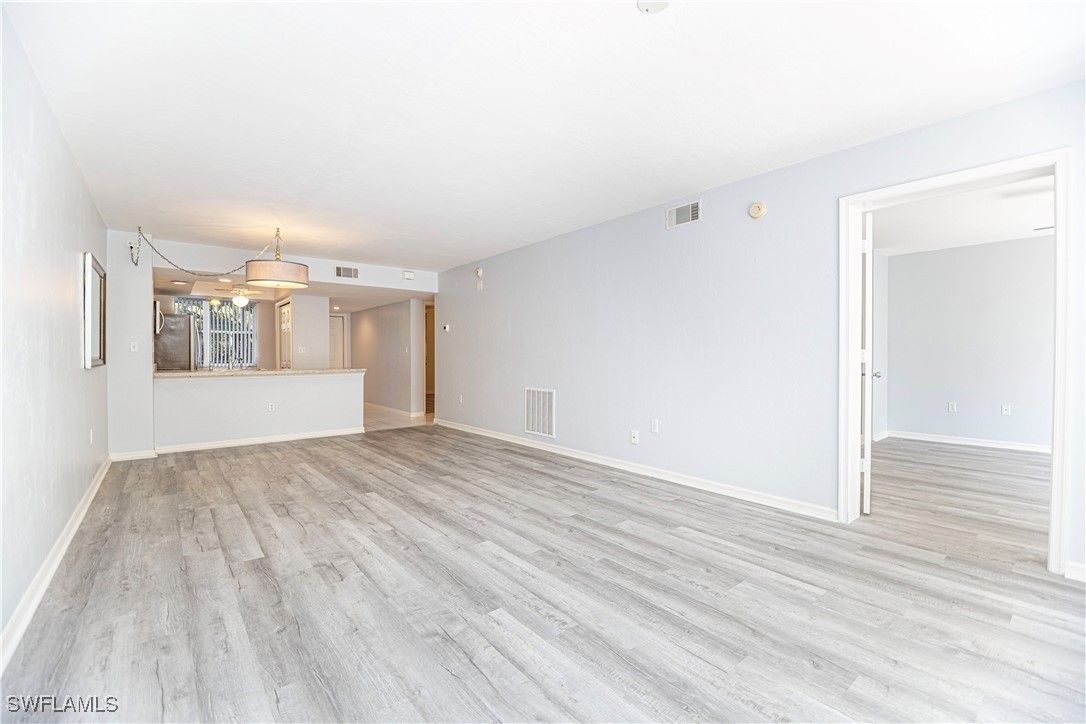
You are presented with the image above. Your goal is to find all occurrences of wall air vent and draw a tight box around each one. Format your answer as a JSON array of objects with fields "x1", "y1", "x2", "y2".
[
  {"x1": 666, "y1": 200, "x2": 701, "y2": 229},
  {"x1": 525, "y1": 388, "x2": 556, "y2": 438},
  {"x1": 335, "y1": 266, "x2": 359, "y2": 279}
]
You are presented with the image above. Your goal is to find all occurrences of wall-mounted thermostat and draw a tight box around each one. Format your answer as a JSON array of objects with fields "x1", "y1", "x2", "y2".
[{"x1": 749, "y1": 202, "x2": 767, "y2": 219}]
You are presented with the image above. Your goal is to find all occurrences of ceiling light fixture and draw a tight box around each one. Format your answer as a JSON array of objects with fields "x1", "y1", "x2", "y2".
[
  {"x1": 637, "y1": 1, "x2": 669, "y2": 14},
  {"x1": 218, "y1": 277, "x2": 232, "y2": 283},
  {"x1": 210, "y1": 297, "x2": 222, "y2": 307},
  {"x1": 171, "y1": 280, "x2": 187, "y2": 285},
  {"x1": 333, "y1": 306, "x2": 341, "y2": 310},
  {"x1": 232, "y1": 294, "x2": 250, "y2": 308},
  {"x1": 246, "y1": 228, "x2": 309, "y2": 289}
]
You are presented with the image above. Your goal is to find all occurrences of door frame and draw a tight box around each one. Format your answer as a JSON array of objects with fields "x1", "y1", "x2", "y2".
[
  {"x1": 275, "y1": 299, "x2": 292, "y2": 370},
  {"x1": 329, "y1": 313, "x2": 349, "y2": 369},
  {"x1": 837, "y1": 148, "x2": 1072, "y2": 575}
]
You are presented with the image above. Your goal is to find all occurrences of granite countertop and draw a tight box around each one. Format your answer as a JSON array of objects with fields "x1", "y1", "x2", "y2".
[{"x1": 154, "y1": 368, "x2": 367, "y2": 379}]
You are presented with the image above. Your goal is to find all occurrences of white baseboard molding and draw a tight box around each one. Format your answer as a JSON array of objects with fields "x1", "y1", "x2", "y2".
[
  {"x1": 1065, "y1": 562, "x2": 1085, "y2": 583},
  {"x1": 364, "y1": 402, "x2": 414, "y2": 416},
  {"x1": 154, "y1": 427, "x2": 365, "y2": 455},
  {"x1": 108, "y1": 449, "x2": 158, "y2": 461},
  {"x1": 1, "y1": 455, "x2": 111, "y2": 674},
  {"x1": 435, "y1": 419, "x2": 838, "y2": 522},
  {"x1": 872, "y1": 431, "x2": 890, "y2": 443},
  {"x1": 883, "y1": 431, "x2": 1051, "y2": 453}
]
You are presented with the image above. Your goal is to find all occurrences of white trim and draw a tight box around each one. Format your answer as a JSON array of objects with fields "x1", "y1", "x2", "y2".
[
  {"x1": 435, "y1": 419, "x2": 838, "y2": 522},
  {"x1": 872, "y1": 431, "x2": 890, "y2": 443},
  {"x1": 882, "y1": 431, "x2": 1051, "y2": 454},
  {"x1": 1065, "y1": 562, "x2": 1085, "y2": 583},
  {"x1": 108, "y1": 449, "x2": 158, "y2": 461},
  {"x1": 838, "y1": 149, "x2": 1071, "y2": 576},
  {"x1": 364, "y1": 401, "x2": 416, "y2": 416},
  {"x1": 1, "y1": 456, "x2": 111, "y2": 674},
  {"x1": 154, "y1": 427, "x2": 365, "y2": 455}
]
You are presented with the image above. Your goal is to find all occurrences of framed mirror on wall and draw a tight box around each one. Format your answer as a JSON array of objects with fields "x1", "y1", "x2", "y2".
[{"x1": 83, "y1": 251, "x2": 105, "y2": 368}]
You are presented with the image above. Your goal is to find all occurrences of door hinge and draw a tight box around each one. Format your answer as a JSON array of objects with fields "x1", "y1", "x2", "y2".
[{"x1": 860, "y1": 349, "x2": 868, "y2": 363}]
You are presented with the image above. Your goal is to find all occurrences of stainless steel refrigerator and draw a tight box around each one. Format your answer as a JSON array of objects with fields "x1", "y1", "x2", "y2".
[{"x1": 154, "y1": 310, "x2": 196, "y2": 370}]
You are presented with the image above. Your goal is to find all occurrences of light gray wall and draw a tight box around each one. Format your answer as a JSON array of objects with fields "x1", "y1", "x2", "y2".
[
  {"x1": 887, "y1": 237, "x2": 1054, "y2": 445},
  {"x1": 351, "y1": 301, "x2": 414, "y2": 411},
  {"x1": 872, "y1": 251, "x2": 889, "y2": 438},
  {"x1": 1, "y1": 12, "x2": 109, "y2": 631},
  {"x1": 437, "y1": 82, "x2": 1085, "y2": 565},
  {"x1": 288, "y1": 295, "x2": 330, "y2": 370},
  {"x1": 107, "y1": 230, "x2": 155, "y2": 456}
]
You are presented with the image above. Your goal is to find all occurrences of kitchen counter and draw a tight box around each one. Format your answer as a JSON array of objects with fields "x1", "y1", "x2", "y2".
[
  {"x1": 154, "y1": 368, "x2": 366, "y2": 379},
  {"x1": 153, "y1": 368, "x2": 366, "y2": 452}
]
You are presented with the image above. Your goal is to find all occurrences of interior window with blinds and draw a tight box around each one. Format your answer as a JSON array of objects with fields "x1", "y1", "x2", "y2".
[{"x1": 174, "y1": 297, "x2": 257, "y2": 368}]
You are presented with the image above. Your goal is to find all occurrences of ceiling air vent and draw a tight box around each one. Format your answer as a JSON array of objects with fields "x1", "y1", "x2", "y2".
[
  {"x1": 335, "y1": 266, "x2": 358, "y2": 279},
  {"x1": 525, "y1": 388, "x2": 556, "y2": 438},
  {"x1": 666, "y1": 200, "x2": 701, "y2": 229}
]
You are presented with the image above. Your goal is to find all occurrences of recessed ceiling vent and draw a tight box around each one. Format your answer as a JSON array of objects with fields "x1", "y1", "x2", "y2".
[
  {"x1": 525, "y1": 388, "x2": 556, "y2": 438},
  {"x1": 335, "y1": 266, "x2": 358, "y2": 279},
  {"x1": 666, "y1": 200, "x2": 701, "y2": 229}
]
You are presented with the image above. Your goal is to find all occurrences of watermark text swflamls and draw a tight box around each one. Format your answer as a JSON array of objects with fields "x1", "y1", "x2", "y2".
[{"x1": 7, "y1": 695, "x2": 119, "y2": 714}]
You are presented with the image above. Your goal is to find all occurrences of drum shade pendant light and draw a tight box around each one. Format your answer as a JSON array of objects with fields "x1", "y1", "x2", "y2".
[{"x1": 245, "y1": 228, "x2": 309, "y2": 288}]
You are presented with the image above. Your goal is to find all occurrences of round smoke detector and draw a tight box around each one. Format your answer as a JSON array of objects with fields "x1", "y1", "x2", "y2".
[{"x1": 637, "y1": 1, "x2": 670, "y2": 14}]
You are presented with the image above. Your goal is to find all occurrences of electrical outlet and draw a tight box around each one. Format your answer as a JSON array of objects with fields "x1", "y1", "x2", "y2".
[
  {"x1": 947, "y1": 402, "x2": 957, "y2": 413},
  {"x1": 458, "y1": 394, "x2": 463, "y2": 404},
  {"x1": 297, "y1": 346, "x2": 306, "y2": 354},
  {"x1": 651, "y1": 419, "x2": 660, "y2": 433},
  {"x1": 89, "y1": 428, "x2": 94, "y2": 445},
  {"x1": 630, "y1": 429, "x2": 639, "y2": 445},
  {"x1": 1001, "y1": 405, "x2": 1012, "y2": 416},
  {"x1": 130, "y1": 342, "x2": 139, "y2": 353},
  {"x1": 268, "y1": 403, "x2": 276, "y2": 412}
]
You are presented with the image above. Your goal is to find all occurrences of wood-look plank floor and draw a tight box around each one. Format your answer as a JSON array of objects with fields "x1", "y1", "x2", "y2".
[{"x1": 3, "y1": 429, "x2": 1083, "y2": 722}]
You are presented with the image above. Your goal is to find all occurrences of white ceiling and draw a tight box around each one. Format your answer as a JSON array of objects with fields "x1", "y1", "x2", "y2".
[
  {"x1": 873, "y1": 174, "x2": 1054, "y2": 255},
  {"x1": 7, "y1": 2, "x2": 1084, "y2": 271}
]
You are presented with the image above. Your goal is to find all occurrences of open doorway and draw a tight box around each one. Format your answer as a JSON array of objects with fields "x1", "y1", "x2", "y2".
[
  {"x1": 839, "y1": 150, "x2": 1071, "y2": 576},
  {"x1": 425, "y1": 303, "x2": 435, "y2": 415}
]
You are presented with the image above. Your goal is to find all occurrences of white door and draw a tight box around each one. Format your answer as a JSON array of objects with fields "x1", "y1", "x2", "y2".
[
  {"x1": 860, "y1": 212, "x2": 874, "y2": 514},
  {"x1": 278, "y1": 302, "x2": 292, "y2": 369},
  {"x1": 329, "y1": 316, "x2": 345, "y2": 369}
]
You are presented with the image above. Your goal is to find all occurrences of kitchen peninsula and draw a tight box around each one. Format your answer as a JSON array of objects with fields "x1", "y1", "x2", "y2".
[{"x1": 153, "y1": 367, "x2": 366, "y2": 453}]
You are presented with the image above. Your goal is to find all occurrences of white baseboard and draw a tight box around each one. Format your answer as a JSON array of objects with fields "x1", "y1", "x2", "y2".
[
  {"x1": 883, "y1": 430, "x2": 1051, "y2": 453},
  {"x1": 1, "y1": 455, "x2": 111, "y2": 674},
  {"x1": 1065, "y1": 562, "x2": 1085, "y2": 583},
  {"x1": 435, "y1": 419, "x2": 838, "y2": 522},
  {"x1": 154, "y1": 427, "x2": 365, "y2": 455},
  {"x1": 108, "y1": 449, "x2": 158, "y2": 461},
  {"x1": 872, "y1": 431, "x2": 890, "y2": 443},
  {"x1": 364, "y1": 402, "x2": 415, "y2": 416}
]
